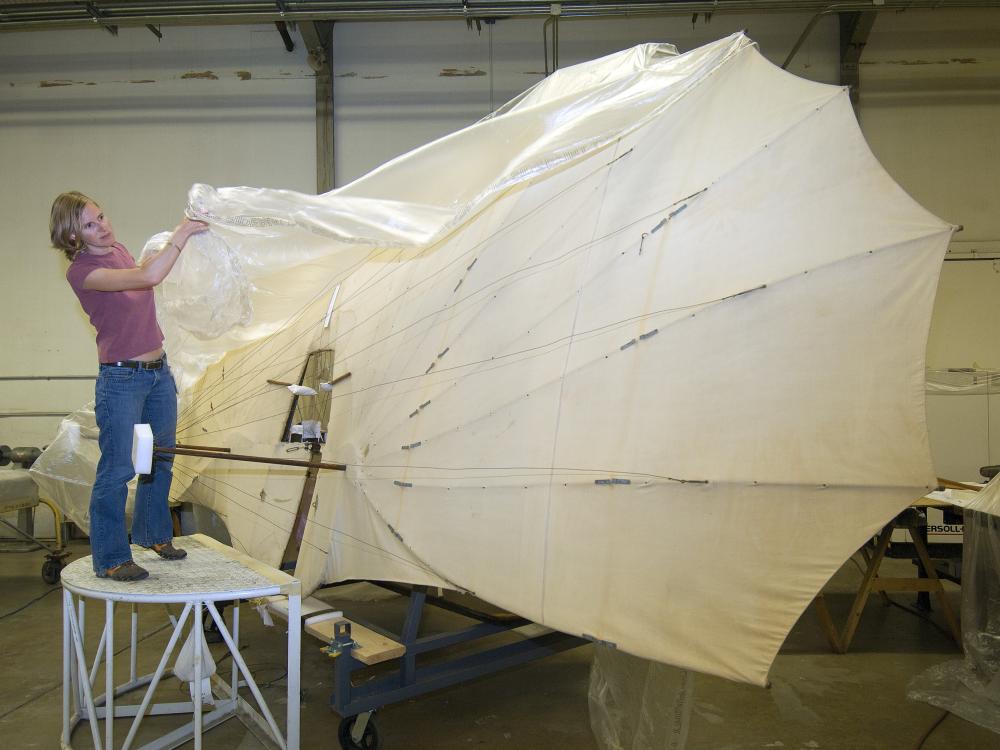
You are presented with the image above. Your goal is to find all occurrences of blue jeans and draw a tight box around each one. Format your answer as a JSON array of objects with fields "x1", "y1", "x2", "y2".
[{"x1": 90, "y1": 359, "x2": 177, "y2": 573}]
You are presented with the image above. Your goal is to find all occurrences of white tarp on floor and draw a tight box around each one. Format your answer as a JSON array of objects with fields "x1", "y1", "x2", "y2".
[{"x1": 33, "y1": 33, "x2": 954, "y2": 686}]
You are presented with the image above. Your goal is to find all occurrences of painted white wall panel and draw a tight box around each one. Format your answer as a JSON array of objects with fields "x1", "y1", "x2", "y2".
[
  {"x1": 861, "y1": 9, "x2": 1000, "y2": 370},
  {"x1": 927, "y1": 392, "x2": 991, "y2": 480},
  {"x1": 0, "y1": 25, "x2": 315, "y2": 449}
]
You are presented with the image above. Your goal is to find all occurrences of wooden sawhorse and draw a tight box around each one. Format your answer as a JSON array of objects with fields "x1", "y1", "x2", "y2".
[{"x1": 814, "y1": 507, "x2": 961, "y2": 654}]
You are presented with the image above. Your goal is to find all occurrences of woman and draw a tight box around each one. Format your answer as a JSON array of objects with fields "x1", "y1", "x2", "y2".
[{"x1": 50, "y1": 191, "x2": 207, "y2": 581}]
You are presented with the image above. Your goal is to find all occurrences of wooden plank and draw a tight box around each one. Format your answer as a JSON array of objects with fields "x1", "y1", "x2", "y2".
[
  {"x1": 935, "y1": 477, "x2": 981, "y2": 492},
  {"x1": 812, "y1": 593, "x2": 843, "y2": 653},
  {"x1": 839, "y1": 522, "x2": 894, "y2": 653},
  {"x1": 280, "y1": 446, "x2": 324, "y2": 568},
  {"x1": 906, "y1": 520, "x2": 963, "y2": 646},
  {"x1": 304, "y1": 617, "x2": 405, "y2": 665},
  {"x1": 186, "y1": 533, "x2": 300, "y2": 595}
]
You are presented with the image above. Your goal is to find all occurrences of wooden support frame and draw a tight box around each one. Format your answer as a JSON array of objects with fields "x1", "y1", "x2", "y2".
[{"x1": 834, "y1": 512, "x2": 962, "y2": 654}]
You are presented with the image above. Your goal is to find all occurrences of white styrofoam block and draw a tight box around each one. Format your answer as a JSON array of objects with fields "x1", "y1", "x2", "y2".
[
  {"x1": 303, "y1": 610, "x2": 344, "y2": 626},
  {"x1": 132, "y1": 423, "x2": 153, "y2": 475}
]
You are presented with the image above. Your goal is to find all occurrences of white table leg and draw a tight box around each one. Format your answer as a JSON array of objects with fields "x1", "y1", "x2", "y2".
[
  {"x1": 287, "y1": 591, "x2": 300, "y2": 750},
  {"x1": 62, "y1": 589, "x2": 72, "y2": 745},
  {"x1": 105, "y1": 599, "x2": 114, "y2": 750}
]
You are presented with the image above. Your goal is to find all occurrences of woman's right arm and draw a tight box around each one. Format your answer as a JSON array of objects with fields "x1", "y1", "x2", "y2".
[{"x1": 82, "y1": 218, "x2": 209, "y2": 292}]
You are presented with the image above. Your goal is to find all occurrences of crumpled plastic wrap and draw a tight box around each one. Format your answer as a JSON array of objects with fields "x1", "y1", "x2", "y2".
[
  {"x1": 141, "y1": 41, "x2": 720, "y2": 394},
  {"x1": 589, "y1": 645, "x2": 695, "y2": 750},
  {"x1": 28, "y1": 402, "x2": 136, "y2": 534},
  {"x1": 140, "y1": 230, "x2": 252, "y2": 341},
  {"x1": 925, "y1": 368, "x2": 1000, "y2": 395},
  {"x1": 908, "y1": 507, "x2": 1000, "y2": 734}
]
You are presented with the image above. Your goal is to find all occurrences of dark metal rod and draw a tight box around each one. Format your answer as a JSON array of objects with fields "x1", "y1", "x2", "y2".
[
  {"x1": 175, "y1": 443, "x2": 231, "y2": 453},
  {"x1": 0, "y1": 412, "x2": 71, "y2": 419},
  {"x1": 0, "y1": 376, "x2": 96, "y2": 381},
  {"x1": 275, "y1": 19, "x2": 295, "y2": 50},
  {"x1": 156, "y1": 445, "x2": 346, "y2": 472}
]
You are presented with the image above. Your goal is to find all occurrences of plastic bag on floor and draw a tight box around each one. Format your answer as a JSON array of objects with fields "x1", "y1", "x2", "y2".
[
  {"x1": 175, "y1": 623, "x2": 217, "y2": 706},
  {"x1": 589, "y1": 645, "x2": 695, "y2": 750},
  {"x1": 908, "y1": 508, "x2": 1000, "y2": 734}
]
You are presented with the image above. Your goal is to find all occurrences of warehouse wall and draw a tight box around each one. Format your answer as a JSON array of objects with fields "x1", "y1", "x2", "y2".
[
  {"x1": 0, "y1": 25, "x2": 316, "y2": 451},
  {"x1": 860, "y1": 9, "x2": 1000, "y2": 369},
  {"x1": 331, "y1": 14, "x2": 840, "y2": 184},
  {"x1": 858, "y1": 9, "x2": 1000, "y2": 478}
]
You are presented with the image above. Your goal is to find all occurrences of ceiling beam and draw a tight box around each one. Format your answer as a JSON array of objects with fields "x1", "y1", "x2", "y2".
[
  {"x1": 839, "y1": 11, "x2": 876, "y2": 115},
  {"x1": 300, "y1": 20, "x2": 336, "y2": 193},
  {"x1": 3, "y1": 1, "x2": 1000, "y2": 32}
]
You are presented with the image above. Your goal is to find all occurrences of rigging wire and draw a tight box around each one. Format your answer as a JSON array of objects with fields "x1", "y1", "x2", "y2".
[
  {"x1": 177, "y1": 149, "x2": 627, "y2": 432},
  {"x1": 177, "y1": 242, "x2": 384, "y2": 420},
  {"x1": 356, "y1": 178, "x2": 609, "y2": 442},
  {"x1": 178, "y1": 242, "x2": 425, "y2": 433},
  {"x1": 181, "y1": 89, "x2": 843, "y2": 428},
  {"x1": 0, "y1": 618, "x2": 172, "y2": 721},
  {"x1": 176, "y1": 270, "x2": 739, "y2": 441},
  {"x1": 178, "y1": 239, "x2": 411, "y2": 424},
  {"x1": 912, "y1": 710, "x2": 949, "y2": 750},
  {"x1": 169, "y1": 463, "x2": 440, "y2": 574},
  {"x1": 175, "y1": 194, "x2": 702, "y2": 436},
  {"x1": 538, "y1": 137, "x2": 624, "y2": 621},
  {"x1": 0, "y1": 586, "x2": 61, "y2": 621}
]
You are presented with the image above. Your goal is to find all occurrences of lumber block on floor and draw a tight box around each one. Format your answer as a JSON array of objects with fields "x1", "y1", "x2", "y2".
[{"x1": 304, "y1": 616, "x2": 405, "y2": 665}]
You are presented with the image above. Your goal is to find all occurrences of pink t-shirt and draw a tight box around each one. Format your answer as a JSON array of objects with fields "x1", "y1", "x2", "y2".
[{"x1": 66, "y1": 243, "x2": 164, "y2": 363}]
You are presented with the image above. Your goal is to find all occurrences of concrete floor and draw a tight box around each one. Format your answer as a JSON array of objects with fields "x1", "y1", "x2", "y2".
[{"x1": 1, "y1": 539, "x2": 997, "y2": 750}]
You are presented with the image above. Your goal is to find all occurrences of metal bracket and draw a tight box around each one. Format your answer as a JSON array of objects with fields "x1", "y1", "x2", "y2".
[{"x1": 324, "y1": 620, "x2": 357, "y2": 658}]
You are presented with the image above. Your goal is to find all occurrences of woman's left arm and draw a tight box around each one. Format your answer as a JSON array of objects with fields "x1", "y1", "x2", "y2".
[{"x1": 82, "y1": 218, "x2": 208, "y2": 292}]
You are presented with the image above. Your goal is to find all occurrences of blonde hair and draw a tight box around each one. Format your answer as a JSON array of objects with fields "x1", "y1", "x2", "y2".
[{"x1": 50, "y1": 191, "x2": 95, "y2": 261}]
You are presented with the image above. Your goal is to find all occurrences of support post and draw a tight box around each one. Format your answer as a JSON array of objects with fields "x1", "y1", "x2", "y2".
[
  {"x1": 839, "y1": 12, "x2": 877, "y2": 119},
  {"x1": 301, "y1": 21, "x2": 335, "y2": 192},
  {"x1": 281, "y1": 444, "x2": 325, "y2": 569}
]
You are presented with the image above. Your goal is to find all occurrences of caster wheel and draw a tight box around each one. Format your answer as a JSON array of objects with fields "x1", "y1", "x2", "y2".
[
  {"x1": 42, "y1": 558, "x2": 63, "y2": 585},
  {"x1": 338, "y1": 714, "x2": 380, "y2": 750}
]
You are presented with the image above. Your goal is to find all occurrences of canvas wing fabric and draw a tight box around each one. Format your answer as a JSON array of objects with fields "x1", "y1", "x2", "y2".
[{"x1": 34, "y1": 33, "x2": 953, "y2": 686}]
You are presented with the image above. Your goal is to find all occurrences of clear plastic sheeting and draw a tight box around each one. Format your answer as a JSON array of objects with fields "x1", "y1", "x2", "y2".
[
  {"x1": 908, "y1": 503, "x2": 1000, "y2": 734},
  {"x1": 926, "y1": 368, "x2": 1000, "y2": 395},
  {"x1": 36, "y1": 33, "x2": 954, "y2": 686},
  {"x1": 589, "y1": 646, "x2": 695, "y2": 750},
  {"x1": 29, "y1": 403, "x2": 136, "y2": 532},
  {"x1": 140, "y1": 230, "x2": 252, "y2": 341}
]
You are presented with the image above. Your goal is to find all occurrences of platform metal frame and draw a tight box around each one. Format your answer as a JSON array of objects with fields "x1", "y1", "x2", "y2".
[
  {"x1": 327, "y1": 584, "x2": 586, "y2": 741},
  {"x1": 60, "y1": 534, "x2": 300, "y2": 750}
]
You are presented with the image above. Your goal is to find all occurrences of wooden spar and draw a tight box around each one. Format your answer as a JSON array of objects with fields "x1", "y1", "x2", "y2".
[
  {"x1": 281, "y1": 445, "x2": 325, "y2": 568},
  {"x1": 156, "y1": 445, "x2": 346, "y2": 472},
  {"x1": 936, "y1": 477, "x2": 981, "y2": 492}
]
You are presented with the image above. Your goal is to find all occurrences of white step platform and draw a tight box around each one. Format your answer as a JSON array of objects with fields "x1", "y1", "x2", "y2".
[{"x1": 59, "y1": 533, "x2": 300, "y2": 750}]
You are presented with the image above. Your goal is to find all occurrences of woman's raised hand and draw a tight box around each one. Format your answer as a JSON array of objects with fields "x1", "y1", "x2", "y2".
[{"x1": 172, "y1": 218, "x2": 209, "y2": 249}]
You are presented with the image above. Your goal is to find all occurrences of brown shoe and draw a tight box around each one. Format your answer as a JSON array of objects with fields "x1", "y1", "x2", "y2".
[
  {"x1": 146, "y1": 542, "x2": 187, "y2": 560},
  {"x1": 97, "y1": 561, "x2": 149, "y2": 581}
]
